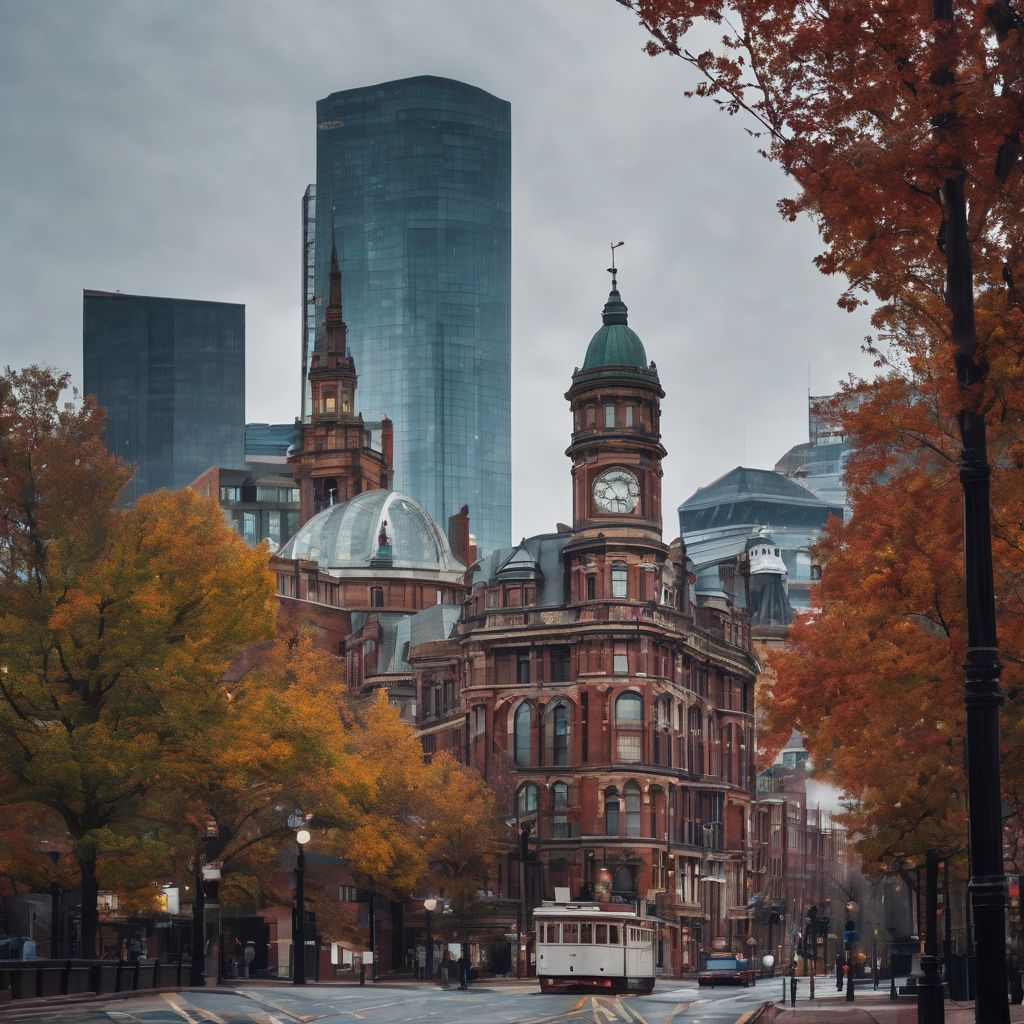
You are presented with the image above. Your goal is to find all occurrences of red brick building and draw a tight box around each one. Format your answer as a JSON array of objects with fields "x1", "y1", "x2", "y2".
[{"x1": 410, "y1": 271, "x2": 759, "y2": 976}]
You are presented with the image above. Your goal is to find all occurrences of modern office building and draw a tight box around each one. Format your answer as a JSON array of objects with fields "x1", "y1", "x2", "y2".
[
  {"x1": 774, "y1": 392, "x2": 859, "y2": 518},
  {"x1": 83, "y1": 290, "x2": 245, "y2": 503},
  {"x1": 312, "y1": 75, "x2": 512, "y2": 558}
]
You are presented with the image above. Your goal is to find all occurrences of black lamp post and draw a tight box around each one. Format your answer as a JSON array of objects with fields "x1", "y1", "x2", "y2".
[
  {"x1": 423, "y1": 898, "x2": 437, "y2": 981},
  {"x1": 293, "y1": 828, "x2": 310, "y2": 985},
  {"x1": 845, "y1": 906, "x2": 856, "y2": 1003},
  {"x1": 45, "y1": 850, "x2": 60, "y2": 961},
  {"x1": 918, "y1": 850, "x2": 945, "y2": 1024}
]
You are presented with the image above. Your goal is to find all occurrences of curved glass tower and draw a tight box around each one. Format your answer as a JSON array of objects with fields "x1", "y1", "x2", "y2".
[{"x1": 312, "y1": 76, "x2": 511, "y2": 558}]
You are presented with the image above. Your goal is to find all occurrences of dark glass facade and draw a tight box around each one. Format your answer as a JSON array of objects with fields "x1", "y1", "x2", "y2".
[
  {"x1": 83, "y1": 290, "x2": 245, "y2": 503},
  {"x1": 313, "y1": 76, "x2": 511, "y2": 558}
]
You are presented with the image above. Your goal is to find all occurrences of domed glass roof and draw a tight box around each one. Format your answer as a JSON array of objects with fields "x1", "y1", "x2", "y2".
[
  {"x1": 278, "y1": 490, "x2": 464, "y2": 573},
  {"x1": 581, "y1": 272, "x2": 648, "y2": 370}
]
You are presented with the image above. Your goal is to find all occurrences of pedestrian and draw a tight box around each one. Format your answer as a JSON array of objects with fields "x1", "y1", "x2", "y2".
[
  {"x1": 440, "y1": 950, "x2": 454, "y2": 990},
  {"x1": 457, "y1": 948, "x2": 471, "y2": 990},
  {"x1": 835, "y1": 952, "x2": 845, "y2": 990}
]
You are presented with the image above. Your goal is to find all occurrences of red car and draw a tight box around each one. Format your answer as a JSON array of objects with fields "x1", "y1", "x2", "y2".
[{"x1": 698, "y1": 955, "x2": 758, "y2": 987}]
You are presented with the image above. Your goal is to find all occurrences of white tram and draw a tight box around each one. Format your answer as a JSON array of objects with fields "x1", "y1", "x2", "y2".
[{"x1": 534, "y1": 900, "x2": 657, "y2": 994}]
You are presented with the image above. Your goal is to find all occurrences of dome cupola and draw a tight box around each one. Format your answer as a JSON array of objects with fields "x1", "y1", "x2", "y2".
[{"x1": 582, "y1": 267, "x2": 648, "y2": 371}]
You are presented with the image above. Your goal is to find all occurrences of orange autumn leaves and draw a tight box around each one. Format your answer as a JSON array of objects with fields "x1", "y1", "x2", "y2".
[
  {"x1": 762, "y1": 349, "x2": 1024, "y2": 866},
  {"x1": 0, "y1": 366, "x2": 504, "y2": 947}
]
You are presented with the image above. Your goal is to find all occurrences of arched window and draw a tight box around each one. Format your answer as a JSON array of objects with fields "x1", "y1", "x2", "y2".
[
  {"x1": 552, "y1": 782, "x2": 569, "y2": 838},
  {"x1": 370, "y1": 586, "x2": 384, "y2": 608},
  {"x1": 514, "y1": 704, "x2": 532, "y2": 766},
  {"x1": 623, "y1": 781, "x2": 642, "y2": 837},
  {"x1": 615, "y1": 692, "x2": 643, "y2": 724},
  {"x1": 605, "y1": 788, "x2": 620, "y2": 836},
  {"x1": 517, "y1": 782, "x2": 538, "y2": 817},
  {"x1": 546, "y1": 702, "x2": 570, "y2": 766},
  {"x1": 615, "y1": 692, "x2": 643, "y2": 764},
  {"x1": 611, "y1": 562, "x2": 628, "y2": 598}
]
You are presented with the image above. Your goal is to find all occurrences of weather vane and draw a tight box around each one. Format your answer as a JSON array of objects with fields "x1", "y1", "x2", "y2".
[{"x1": 608, "y1": 241, "x2": 624, "y2": 285}]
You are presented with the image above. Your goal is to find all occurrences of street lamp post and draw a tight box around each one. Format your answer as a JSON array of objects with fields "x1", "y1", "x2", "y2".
[
  {"x1": 45, "y1": 850, "x2": 60, "y2": 961},
  {"x1": 293, "y1": 828, "x2": 310, "y2": 985},
  {"x1": 918, "y1": 850, "x2": 945, "y2": 1024},
  {"x1": 423, "y1": 898, "x2": 437, "y2": 982},
  {"x1": 518, "y1": 821, "x2": 533, "y2": 979}
]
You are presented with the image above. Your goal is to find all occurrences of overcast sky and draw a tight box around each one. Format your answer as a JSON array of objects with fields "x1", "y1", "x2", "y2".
[{"x1": 0, "y1": 0, "x2": 875, "y2": 543}]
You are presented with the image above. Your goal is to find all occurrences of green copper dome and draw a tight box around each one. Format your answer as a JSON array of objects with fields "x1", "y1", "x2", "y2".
[{"x1": 582, "y1": 272, "x2": 648, "y2": 370}]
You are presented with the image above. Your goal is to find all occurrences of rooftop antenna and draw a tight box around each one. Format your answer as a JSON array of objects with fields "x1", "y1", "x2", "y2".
[{"x1": 608, "y1": 241, "x2": 624, "y2": 288}]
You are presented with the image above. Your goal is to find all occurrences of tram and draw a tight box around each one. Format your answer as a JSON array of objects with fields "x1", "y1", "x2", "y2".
[{"x1": 534, "y1": 900, "x2": 657, "y2": 994}]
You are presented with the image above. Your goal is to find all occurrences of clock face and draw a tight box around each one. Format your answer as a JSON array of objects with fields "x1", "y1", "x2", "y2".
[{"x1": 593, "y1": 467, "x2": 640, "y2": 514}]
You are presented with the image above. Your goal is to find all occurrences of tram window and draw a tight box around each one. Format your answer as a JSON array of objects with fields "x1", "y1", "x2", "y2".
[
  {"x1": 563, "y1": 922, "x2": 579, "y2": 943},
  {"x1": 608, "y1": 925, "x2": 620, "y2": 944},
  {"x1": 545, "y1": 922, "x2": 560, "y2": 942},
  {"x1": 595, "y1": 924, "x2": 608, "y2": 944},
  {"x1": 580, "y1": 922, "x2": 593, "y2": 943}
]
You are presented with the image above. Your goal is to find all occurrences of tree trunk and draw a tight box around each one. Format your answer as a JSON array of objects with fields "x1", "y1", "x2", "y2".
[{"x1": 77, "y1": 841, "x2": 99, "y2": 959}]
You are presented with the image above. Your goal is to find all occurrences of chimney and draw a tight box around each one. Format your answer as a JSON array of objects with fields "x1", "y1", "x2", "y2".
[
  {"x1": 380, "y1": 417, "x2": 394, "y2": 479},
  {"x1": 448, "y1": 505, "x2": 471, "y2": 566}
]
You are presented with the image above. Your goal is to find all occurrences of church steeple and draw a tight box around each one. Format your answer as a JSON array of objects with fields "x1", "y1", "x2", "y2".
[
  {"x1": 321, "y1": 230, "x2": 348, "y2": 357},
  {"x1": 289, "y1": 241, "x2": 393, "y2": 525}
]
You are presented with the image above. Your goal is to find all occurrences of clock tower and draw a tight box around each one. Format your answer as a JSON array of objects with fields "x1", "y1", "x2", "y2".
[{"x1": 564, "y1": 267, "x2": 668, "y2": 602}]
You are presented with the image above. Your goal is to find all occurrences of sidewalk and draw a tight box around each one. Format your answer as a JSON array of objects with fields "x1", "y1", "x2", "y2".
[{"x1": 764, "y1": 981, "x2": 1024, "y2": 1024}]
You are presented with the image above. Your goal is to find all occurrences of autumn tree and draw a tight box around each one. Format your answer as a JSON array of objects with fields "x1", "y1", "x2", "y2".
[
  {"x1": 422, "y1": 752, "x2": 506, "y2": 934},
  {"x1": 614, "y1": 0, "x2": 1023, "y2": 1007},
  {"x1": 0, "y1": 367, "x2": 276, "y2": 955},
  {"x1": 325, "y1": 689, "x2": 431, "y2": 901}
]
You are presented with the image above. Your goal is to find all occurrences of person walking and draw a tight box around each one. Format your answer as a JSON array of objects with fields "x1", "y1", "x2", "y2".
[
  {"x1": 457, "y1": 949, "x2": 471, "y2": 990},
  {"x1": 836, "y1": 952, "x2": 846, "y2": 990},
  {"x1": 440, "y1": 950, "x2": 454, "y2": 990}
]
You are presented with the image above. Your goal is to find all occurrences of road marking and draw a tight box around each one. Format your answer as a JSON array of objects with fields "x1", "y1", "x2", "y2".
[
  {"x1": 664, "y1": 1002, "x2": 692, "y2": 1024},
  {"x1": 232, "y1": 991, "x2": 312, "y2": 1022},
  {"x1": 591, "y1": 996, "x2": 622, "y2": 1022},
  {"x1": 616, "y1": 996, "x2": 650, "y2": 1024},
  {"x1": 162, "y1": 994, "x2": 204, "y2": 1024}
]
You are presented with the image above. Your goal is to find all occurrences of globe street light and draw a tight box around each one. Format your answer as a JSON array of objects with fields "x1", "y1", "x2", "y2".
[
  {"x1": 293, "y1": 829, "x2": 311, "y2": 985},
  {"x1": 423, "y1": 898, "x2": 438, "y2": 982}
]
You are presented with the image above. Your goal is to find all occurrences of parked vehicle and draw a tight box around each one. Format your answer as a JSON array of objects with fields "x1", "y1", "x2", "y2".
[{"x1": 698, "y1": 954, "x2": 757, "y2": 987}]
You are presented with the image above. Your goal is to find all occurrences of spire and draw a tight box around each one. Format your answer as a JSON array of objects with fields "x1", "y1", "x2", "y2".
[
  {"x1": 602, "y1": 269, "x2": 629, "y2": 326},
  {"x1": 601, "y1": 240, "x2": 629, "y2": 325},
  {"x1": 320, "y1": 221, "x2": 348, "y2": 356},
  {"x1": 328, "y1": 223, "x2": 342, "y2": 313}
]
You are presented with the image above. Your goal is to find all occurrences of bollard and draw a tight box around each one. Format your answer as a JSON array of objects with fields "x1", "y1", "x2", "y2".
[
  {"x1": 790, "y1": 974, "x2": 797, "y2": 1007},
  {"x1": 810, "y1": 970, "x2": 815, "y2": 1000},
  {"x1": 890, "y1": 971, "x2": 897, "y2": 1001}
]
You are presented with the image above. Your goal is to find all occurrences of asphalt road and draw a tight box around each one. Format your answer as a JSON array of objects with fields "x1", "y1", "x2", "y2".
[{"x1": 0, "y1": 980, "x2": 772, "y2": 1024}]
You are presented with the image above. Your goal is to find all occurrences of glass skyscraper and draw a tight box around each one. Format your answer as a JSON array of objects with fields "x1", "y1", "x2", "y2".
[
  {"x1": 312, "y1": 75, "x2": 511, "y2": 558},
  {"x1": 83, "y1": 290, "x2": 245, "y2": 504}
]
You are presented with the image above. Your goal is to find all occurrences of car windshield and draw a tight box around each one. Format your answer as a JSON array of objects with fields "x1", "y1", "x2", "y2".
[{"x1": 708, "y1": 958, "x2": 740, "y2": 970}]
